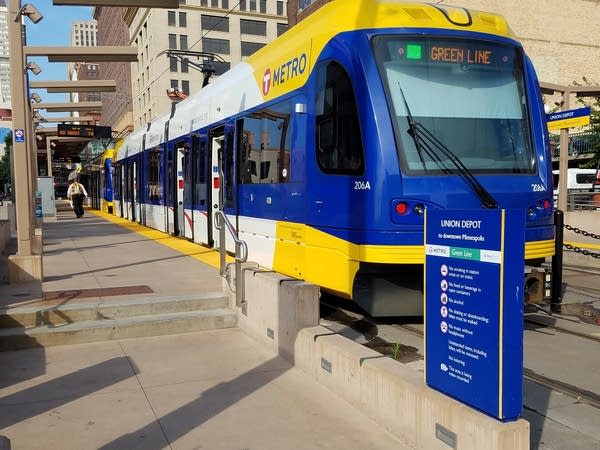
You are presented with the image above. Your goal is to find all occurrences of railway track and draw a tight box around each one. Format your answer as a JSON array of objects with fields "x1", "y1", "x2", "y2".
[{"x1": 320, "y1": 297, "x2": 600, "y2": 410}]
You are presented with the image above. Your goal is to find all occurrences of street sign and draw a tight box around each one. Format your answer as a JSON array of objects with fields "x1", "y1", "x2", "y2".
[
  {"x1": 424, "y1": 209, "x2": 525, "y2": 421},
  {"x1": 14, "y1": 129, "x2": 25, "y2": 143},
  {"x1": 547, "y1": 106, "x2": 591, "y2": 131}
]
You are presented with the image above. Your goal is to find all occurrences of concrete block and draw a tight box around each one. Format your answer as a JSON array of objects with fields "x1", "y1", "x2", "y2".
[
  {"x1": 315, "y1": 332, "x2": 382, "y2": 405},
  {"x1": 235, "y1": 268, "x2": 319, "y2": 359},
  {"x1": 236, "y1": 268, "x2": 529, "y2": 449},
  {"x1": 294, "y1": 327, "x2": 529, "y2": 450},
  {"x1": 8, "y1": 254, "x2": 43, "y2": 283}
]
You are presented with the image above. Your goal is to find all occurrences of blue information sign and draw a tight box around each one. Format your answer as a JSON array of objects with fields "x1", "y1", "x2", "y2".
[
  {"x1": 14, "y1": 129, "x2": 25, "y2": 143},
  {"x1": 424, "y1": 209, "x2": 525, "y2": 421}
]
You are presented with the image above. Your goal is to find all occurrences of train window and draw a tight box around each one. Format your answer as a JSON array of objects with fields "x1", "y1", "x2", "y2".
[
  {"x1": 372, "y1": 36, "x2": 535, "y2": 174},
  {"x1": 179, "y1": 141, "x2": 193, "y2": 206},
  {"x1": 315, "y1": 61, "x2": 365, "y2": 175},
  {"x1": 148, "y1": 147, "x2": 162, "y2": 203},
  {"x1": 238, "y1": 99, "x2": 292, "y2": 184},
  {"x1": 193, "y1": 135, "x2": 207, "y2": 207},
  {"x1": 225, "y1": 131, "x2": 234, "y2": 208}
]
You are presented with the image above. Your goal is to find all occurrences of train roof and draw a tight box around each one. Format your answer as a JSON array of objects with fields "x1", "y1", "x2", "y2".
[
  {"x1": 119, "y1": 0, "x2": 517, "y2": 153},
  {"x1": 117, "y1": 127, "x2": 145, "y2": 160}
]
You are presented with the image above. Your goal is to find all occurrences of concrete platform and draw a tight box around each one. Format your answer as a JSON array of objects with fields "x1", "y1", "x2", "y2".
[
  {"x1": 0, "y1": 206, "x2": 408, "y2": 449},
  {"x1": 0, "y1": 329, "x2": 406, "y2": 450}
]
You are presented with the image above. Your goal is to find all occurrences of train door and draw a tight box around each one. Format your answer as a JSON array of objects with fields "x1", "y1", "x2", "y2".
[
  {"x1": 131, "y1": 159, "x2": 138, "y2": 222},
  {"x1": 125, "y1": 161, "x2": 134, "y2": 221},
  {"x1": 192, "y1": 133, "x2": 210, "y2": 245},
  {"x1": 209, "y1": 129, "x2": 224, "y2": 247},
  {"x1": 209, "y1": 126, "x2": 236, "y2": 252},
  {"x1": 172, "y1": 139, "x2": 192, "y2": 238},
  {"x1": 166, "y1": 142, "x2": 176, "y2": 234},
  {"x1": 135, "y1": 156, "x2": 142, "y2": 223}
]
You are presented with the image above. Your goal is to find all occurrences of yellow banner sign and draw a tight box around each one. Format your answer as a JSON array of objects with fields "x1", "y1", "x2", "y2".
[{"x1": 547, "y1": 115, "x2": 590, "y2": 131}]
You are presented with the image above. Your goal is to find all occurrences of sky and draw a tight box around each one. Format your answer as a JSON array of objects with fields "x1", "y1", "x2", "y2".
[{"x1": 25, "y1": 1, "x2": 94, "y2": 107}]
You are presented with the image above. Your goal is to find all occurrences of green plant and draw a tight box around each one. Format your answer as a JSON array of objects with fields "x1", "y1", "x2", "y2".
[{"x1": 391, "y1": 341, "x2": 402, "y2": 361}]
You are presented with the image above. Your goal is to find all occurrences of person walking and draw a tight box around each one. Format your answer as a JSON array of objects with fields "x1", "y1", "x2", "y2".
[{"x1": 67, "y1": 178, "x2": 88, "y2": 218}]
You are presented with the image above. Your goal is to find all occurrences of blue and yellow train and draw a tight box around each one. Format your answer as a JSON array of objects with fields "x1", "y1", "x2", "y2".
[
  {"x1": 113, "y1": 0, "x2": 554, "y2": 315},
  {"x1": 87, "y1": 146, "x2": 117, "y2": 214}
]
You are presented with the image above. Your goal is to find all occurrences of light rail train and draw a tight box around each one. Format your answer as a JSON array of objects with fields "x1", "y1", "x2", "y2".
[
  {"x1": 86, "y1": 147, "x2": 116, "y2": 214},
  {"x1": 113, "y1": 0, "x2": 555, "y2": 315}
]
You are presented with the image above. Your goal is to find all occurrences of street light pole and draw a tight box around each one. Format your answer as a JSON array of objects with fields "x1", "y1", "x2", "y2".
[{"x1": 7, "y1": 0, "x2": 42, "y2": 281}]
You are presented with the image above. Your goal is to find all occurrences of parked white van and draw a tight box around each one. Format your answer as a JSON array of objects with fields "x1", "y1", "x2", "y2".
[{"x1": 552, "y1": 169, "x2": 597, "y2": 195}]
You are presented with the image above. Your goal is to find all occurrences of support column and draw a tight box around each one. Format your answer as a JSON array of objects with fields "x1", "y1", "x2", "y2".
[
  {"x1": 557, "y1": 91, "x2": 570, "y2": 212},
  {"x1": 45, "y1": 136, "x2": 53, "y2": 176},
  {"x1": 7, "y1": 0, "x2": 42, "y2": 282}
]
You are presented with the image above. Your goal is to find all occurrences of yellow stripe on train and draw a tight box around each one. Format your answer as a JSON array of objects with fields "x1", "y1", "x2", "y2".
[
  {"x1": 248, "y1": 0, "x2": 515, "y2": 101},
  {"x1": 273, "y1": 221, "x2": 555, "y2": 297}
]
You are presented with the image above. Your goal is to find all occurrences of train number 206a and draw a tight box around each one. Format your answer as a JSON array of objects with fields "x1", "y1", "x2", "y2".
[
  {"x1": 531, "y1": 183, "x2": 545, "y2": 192},
  {"x1": 354, "y1": 181, "x2": 371, "y2": 190}
]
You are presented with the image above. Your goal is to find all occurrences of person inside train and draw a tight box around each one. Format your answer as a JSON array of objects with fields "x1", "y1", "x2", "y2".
[{"x1": 67, "y1": 177, "x2": 88, "y2": 218}]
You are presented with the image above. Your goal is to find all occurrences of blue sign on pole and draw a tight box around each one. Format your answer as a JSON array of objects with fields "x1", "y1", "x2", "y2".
[
  {"x1": 14, "y1": 129, "x2": 25, "y2": 143},
  {"x1": 424, "y1": 209, "x2": 525, "y2": 421}
]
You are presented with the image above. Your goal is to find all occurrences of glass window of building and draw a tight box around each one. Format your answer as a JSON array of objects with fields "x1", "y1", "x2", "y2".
[
  {"x1": 277, "y1": 1, "x2": 284, "y2": 15},
  {"x1": 179, "y1": 12, "x2": 187, "y2": 27},
  {"x1": 240, "y1": 19, "x2": 266, "y2": 36},
  {"x1": 259, "y1": 0, "x2": 266, "y2": 13},
  {"x1": 241, "y1": 41, "x2": 265, "y2": 57},
  {"x1": 180, "y1": 35, "x2": 188, "y2": 50},
  {"x1": 168, "y1": 11, "x2": 176, "y2": 26},
  {"x1": 277, "y1": 23, "x2": 287, "y2": 36},
  {"x1": 170, "y1": 57, "x2": 178, "y2": 72},
  {"x1": 240, "y1": 0, "x2": 246, "y2": 11},
  {"x1": 182, "y1": 80, "x2": 190, "y2": 95},
  {"x1": 169, "y1": 34, "x2": 177, "y2": 49},
  {"x1": 201, "y1": 0, "x2": 207, "y2": 6},
  {"x1": 202, "y1": 38, "x2": 230, "y2": 54},
  {"x1": 181, "y1": 58, "x2": 189, "y2": 73},
  {"x1": 222, "y1": 0, "x2": 229, "y2": 8},
  {"x1": 201, "y1": 15, "x2": 229, "y2": 32},
  {"x1": 249, "y1": 0, "x2": 256, "y2": 11},
  {"x1": 211, "y1": 0, "x2": 218, "y2": 7}
]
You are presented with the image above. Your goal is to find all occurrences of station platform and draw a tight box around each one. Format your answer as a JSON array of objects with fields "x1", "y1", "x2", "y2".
[
  {"x1": 0, "y1": 204, "x2": 407, "y2": 450},
  {"x1": 2, "y1": 204, "x2": 599, "y2": 450}
]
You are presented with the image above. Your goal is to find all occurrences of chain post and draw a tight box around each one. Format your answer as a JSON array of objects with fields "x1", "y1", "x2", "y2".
[{"x1": 551, "y1": 210, "x2": 564, "y2": 311}]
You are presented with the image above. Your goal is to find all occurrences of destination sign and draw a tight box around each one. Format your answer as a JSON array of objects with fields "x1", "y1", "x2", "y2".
[
  {"x1": 398, "y1": 40, "x2": 514, "y2": 67},
  {"x1": 57, "y1": 124, "x2": 112, "y2": 139},
  {"x1": 58, "y1": 124, "x2": 95, "y2": 138}
]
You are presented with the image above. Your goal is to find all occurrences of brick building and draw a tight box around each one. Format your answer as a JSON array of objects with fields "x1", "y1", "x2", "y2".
[
  {"x1": 93, "y1": 7, "x2": 133, "y2": 139},
  {"x1": 288, "y1": 0, "x2": 600, "y2": 88}
]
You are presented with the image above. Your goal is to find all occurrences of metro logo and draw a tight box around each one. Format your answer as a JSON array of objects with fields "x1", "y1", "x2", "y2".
[
  {"x1": 261, "y1": 53, "x2": 307, "y2": 98},
  {"x1": 262, "y1": 68, "x2": 272, "y2": 96}
]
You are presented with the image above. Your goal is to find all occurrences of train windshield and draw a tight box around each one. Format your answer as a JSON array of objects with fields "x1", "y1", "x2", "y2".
[{"x1": 372, "y1": 36, "x2": 535, "y2": 174}]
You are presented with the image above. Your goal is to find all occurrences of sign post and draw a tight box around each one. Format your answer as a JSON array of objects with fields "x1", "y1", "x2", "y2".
[{"x1": 424, "y1": 209, "x2": 525, "y2": 421}]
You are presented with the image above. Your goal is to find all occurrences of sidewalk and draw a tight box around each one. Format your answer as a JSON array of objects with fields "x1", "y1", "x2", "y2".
[{"x1": 0, "y1": 207, "x2": 407, "y2": 449}]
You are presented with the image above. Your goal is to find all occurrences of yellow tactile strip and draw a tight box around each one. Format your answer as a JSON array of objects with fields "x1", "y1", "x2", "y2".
[{"x1": 88, "y1": 209, "x2": 233, "y2": 269}]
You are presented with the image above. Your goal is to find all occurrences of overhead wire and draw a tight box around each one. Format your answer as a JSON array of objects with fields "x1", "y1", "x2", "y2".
[{"x1": 145, "y1": 1, "x2": 242, "y2": 90}]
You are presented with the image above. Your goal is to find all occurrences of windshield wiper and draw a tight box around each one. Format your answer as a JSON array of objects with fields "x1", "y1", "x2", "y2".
[{"x1": 397, "y1": 83, "x2": 498, "y2": 209}]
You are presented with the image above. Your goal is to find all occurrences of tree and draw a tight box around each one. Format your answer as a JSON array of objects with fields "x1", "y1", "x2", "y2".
[
  {"x1": 573, "y1": 77, "x2": 600, "y2": 168},
  {"x1": 0, "y1": 131, "x2": 12, "y2": 195}
]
